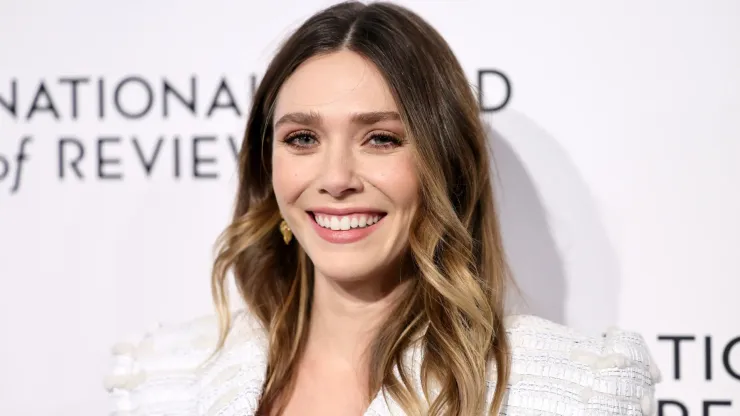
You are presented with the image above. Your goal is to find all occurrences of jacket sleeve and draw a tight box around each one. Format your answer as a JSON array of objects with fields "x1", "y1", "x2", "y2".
[
  {"x1": 103, "y1": 315, "x2": 220, "y2": 416},
  {"x1": 502, "y1": 315, "x2": 662, "y2": 416},
  {"x1": 573, "y1": 327, "x2": 662, "y2": 415}
]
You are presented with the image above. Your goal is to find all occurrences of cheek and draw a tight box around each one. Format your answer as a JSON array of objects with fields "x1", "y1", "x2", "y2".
[
  {"x1": 367, "y1": 152, "x2": 419, "y2": 210},
  {"x1": 271, "y1": 151, "x2": 309, "y2": 206}
]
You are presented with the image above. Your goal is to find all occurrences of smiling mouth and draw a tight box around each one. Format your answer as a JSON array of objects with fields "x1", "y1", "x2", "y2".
[{"x1": 309, "y1": 211, "x2": 387, "y2": 231}]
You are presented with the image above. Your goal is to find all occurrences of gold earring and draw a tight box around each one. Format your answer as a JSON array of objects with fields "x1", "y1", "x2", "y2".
[{"x1": 279, "y1": 219, "x2": 292, "y2": 244}]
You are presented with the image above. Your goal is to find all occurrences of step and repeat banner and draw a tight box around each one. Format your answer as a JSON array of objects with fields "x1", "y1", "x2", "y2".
[{"x1": 1, "y1": 0, "x2": 738, "y2": 414}]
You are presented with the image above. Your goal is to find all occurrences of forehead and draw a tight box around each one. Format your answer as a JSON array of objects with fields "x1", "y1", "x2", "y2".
[{"x1": 274, "y1": 50, "x2": 398, "y2": 119}]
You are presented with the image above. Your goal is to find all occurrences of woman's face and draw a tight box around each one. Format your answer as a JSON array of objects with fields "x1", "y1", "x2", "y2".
[{"x1": 272, "y1": 50, "x2": 419, "y2": 284}]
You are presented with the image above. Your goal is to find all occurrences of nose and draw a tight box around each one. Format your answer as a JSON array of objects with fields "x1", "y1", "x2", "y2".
[{"x1": 318, "y1": 143, "x2": 363, "y2": 198}]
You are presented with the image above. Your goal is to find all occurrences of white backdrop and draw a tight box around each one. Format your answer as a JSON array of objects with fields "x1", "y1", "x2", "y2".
[{"x1": 1, "y1": 0, "x2": 738, "y2": 414}]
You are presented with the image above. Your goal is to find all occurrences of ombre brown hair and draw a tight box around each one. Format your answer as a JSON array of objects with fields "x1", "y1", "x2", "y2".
[{"x1": 210, "y1": 1, "x2": 511, "y2": 415}]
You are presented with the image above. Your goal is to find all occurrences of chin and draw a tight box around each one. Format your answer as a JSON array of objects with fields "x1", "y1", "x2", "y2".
[{"x1": 310, "y1": 256, "x2": 382, "y2": 283}]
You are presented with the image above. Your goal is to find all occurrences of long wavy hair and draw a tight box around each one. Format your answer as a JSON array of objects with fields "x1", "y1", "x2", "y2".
[{"x1": 210, "y1": 2, "x2": 511, "y2": 415}]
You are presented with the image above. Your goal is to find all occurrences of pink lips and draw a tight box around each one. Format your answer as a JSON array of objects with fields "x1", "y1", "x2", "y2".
[{"x1": 307, "y1": 210, "x2": 386, "y2": 244}]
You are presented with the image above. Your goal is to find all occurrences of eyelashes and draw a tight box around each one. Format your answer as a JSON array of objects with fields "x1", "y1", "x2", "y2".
[
  {"x1": 281, "y1": 130, "x2": 405, "y2": 150},
  {"x1": 283, "y1": 130, "x2": 318, "y2": 148}
]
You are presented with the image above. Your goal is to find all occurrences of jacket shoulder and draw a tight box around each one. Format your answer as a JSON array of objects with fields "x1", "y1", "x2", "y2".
[
  {"x1": 499, "y1": 315, "x2": 662, "y2": 415},
  {"x1": 103, "y1": 309, "x2": 264, "y2": 415}
]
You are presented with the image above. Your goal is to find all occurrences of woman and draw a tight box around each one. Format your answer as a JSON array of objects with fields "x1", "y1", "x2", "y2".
[{"x1": 104, "y1": 2, "x2": 661, "y2": 415}]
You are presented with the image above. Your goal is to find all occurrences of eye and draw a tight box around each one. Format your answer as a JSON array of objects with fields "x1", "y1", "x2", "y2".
[
  {"x1": 283, "y1": 131, "x2": 319, "y2": 149},
  {"x1": 366, "y1": 133, "x2": 403, "y2": 148}
]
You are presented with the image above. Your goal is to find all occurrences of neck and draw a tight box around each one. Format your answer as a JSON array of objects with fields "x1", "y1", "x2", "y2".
[{"x1": 304, "y1": 270, "x2": 409, "y2": 369}]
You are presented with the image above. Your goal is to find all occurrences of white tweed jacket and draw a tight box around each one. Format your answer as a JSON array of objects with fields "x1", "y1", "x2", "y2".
[{"x1": 104, "y1": 310, "x2": 662, "y2": 415}]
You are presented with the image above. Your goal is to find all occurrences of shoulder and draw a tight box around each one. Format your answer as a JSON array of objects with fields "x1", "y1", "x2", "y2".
[
  {"x1": 497, "y1": 315, "x2": 662, "y2": 415},
  {"x1": 103, "y1": 309, "x2": 267, "y2": 415}
]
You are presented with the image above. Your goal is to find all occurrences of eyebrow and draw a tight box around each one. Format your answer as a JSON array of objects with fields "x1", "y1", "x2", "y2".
[{"x1": 273, "y1": 110, "x2": 401, "y2": 129}]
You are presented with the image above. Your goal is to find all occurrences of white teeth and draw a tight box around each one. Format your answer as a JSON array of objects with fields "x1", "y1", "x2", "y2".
[{"x1": 314, "y1": 213, "x2": 383, "y2": 230}]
